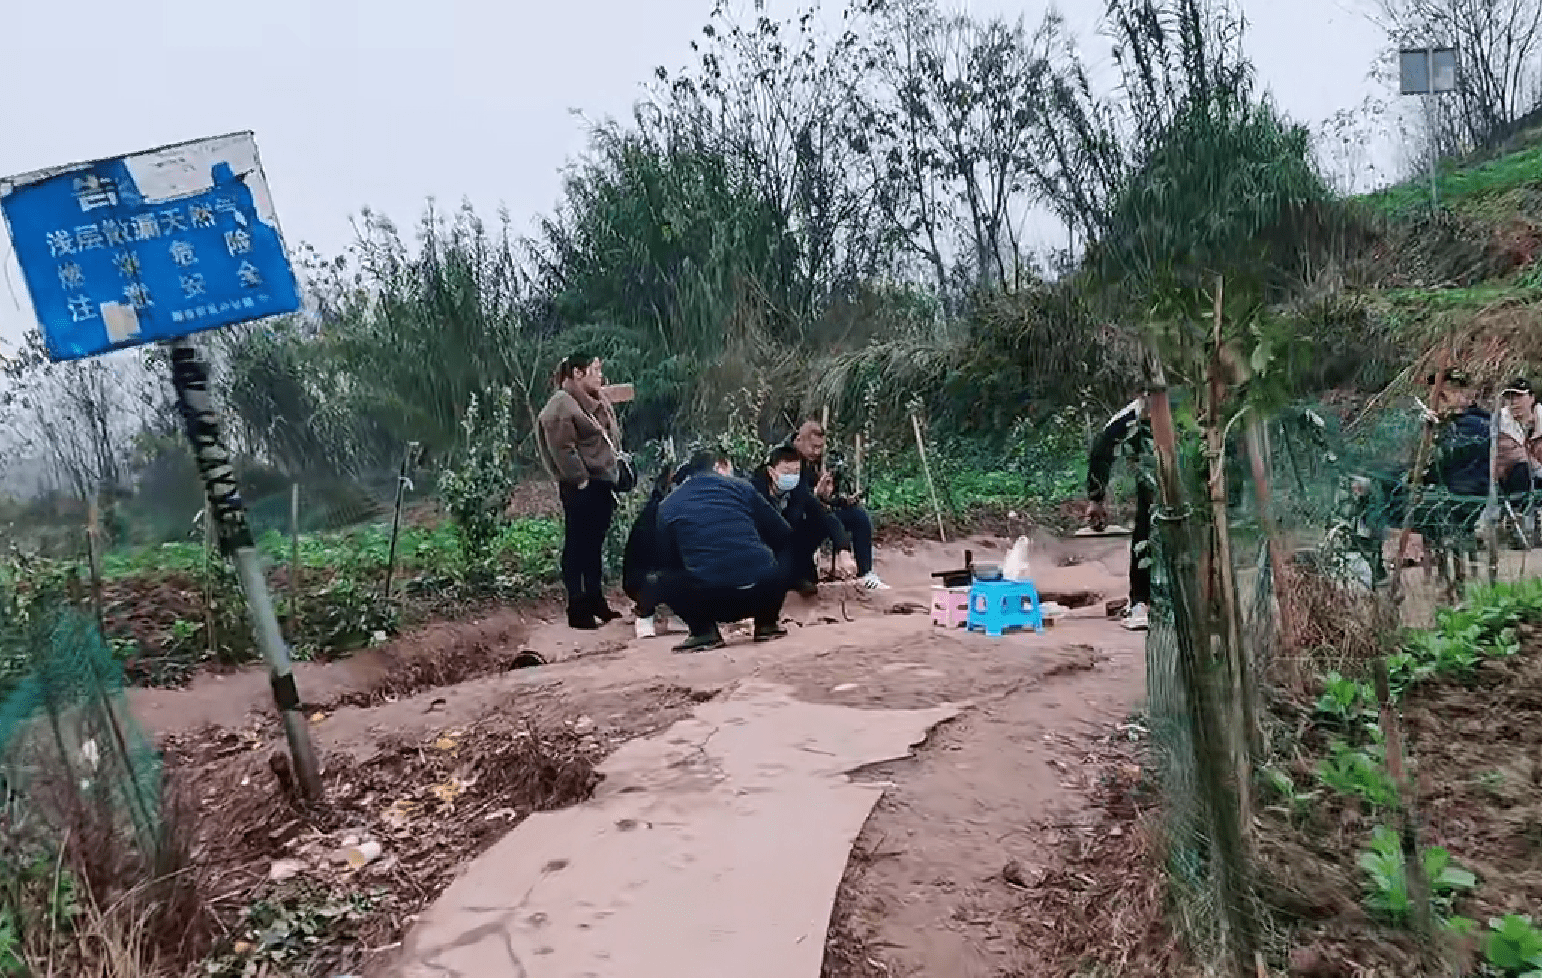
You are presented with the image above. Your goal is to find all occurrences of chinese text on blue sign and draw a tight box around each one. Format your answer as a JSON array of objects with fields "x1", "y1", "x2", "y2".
[{"x1": 0, "y1": 131, "x2": 301, "y2": 362}]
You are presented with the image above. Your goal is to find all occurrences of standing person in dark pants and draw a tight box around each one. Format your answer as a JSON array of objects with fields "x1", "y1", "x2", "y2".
[
  {"x1": 787, "y1": 421, "x2": 884, "y2": 589},
  {"x1": 653, "y1": 452, "x2": 792, "y2": 652},
  {"x1": 537, "y1": 353, "x2": 625, "y2": 631},
  {"x1": 1086, "y1": 394, "x2": 1153, "y2": 632}
]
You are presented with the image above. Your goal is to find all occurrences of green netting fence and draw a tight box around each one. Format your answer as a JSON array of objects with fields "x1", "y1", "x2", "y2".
[
  {"x1": 0, "y1": 602, "x2": 165, "y2": 894},
  {"x1": 1139, "y1": 394, "x2": 1542, "y2": 972}
]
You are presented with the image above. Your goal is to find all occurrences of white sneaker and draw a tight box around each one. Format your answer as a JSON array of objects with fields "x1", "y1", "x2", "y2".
[
  {"x1": 1121, "y1": 602, "x2": 1149, "y2": 631},
  {"x1": 634, "y1": 615, "x2": 657, "y2": 639},
  {"x1": 861, "y1": 572, "x2": 891, "y2": 591}
]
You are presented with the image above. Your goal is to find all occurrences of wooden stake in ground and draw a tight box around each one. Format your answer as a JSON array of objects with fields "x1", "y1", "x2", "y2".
[
  {"x1": 911, "y1": 412, "x2": 947, "y2": 543},
  {"x1": 1372, "y1": 658, "x2": 1440, "y2": 957},
  {"x1": 854, "y1": 433, "x2": 865, "y2": 498},
  {"x1": 1205, "y1": 277, "x2": 1256, "y2": 823},
  {"x1": 85, "y1": 491, "x2": 105, "y2": 636},
  {"x1": 383, "y1": 442, "x2": 420, "y2": 599},
  {"x1": 289, "y1": 483, "x2": 300, "y2": 640},
  {"x1": 1245, "y1": 418, "x2": 1294, "y2": 646},
  {"x1": 1392, "y1": 347, "x2": 1452, "y2": 604},
  {"x1": 203, "y1": 501, "x2": 217, "y2": 658},
  {"x1": 1488, "y1": 390, "x2": 1502, "y2": 586}
]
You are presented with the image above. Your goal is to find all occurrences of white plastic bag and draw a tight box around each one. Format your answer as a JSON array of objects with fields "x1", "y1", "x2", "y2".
[{"x1": 1002, "y1": 536, "x2": 1033, "y2": 582}]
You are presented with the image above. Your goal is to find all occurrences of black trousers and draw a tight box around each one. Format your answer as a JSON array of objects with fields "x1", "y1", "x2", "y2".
[
  {"x1": 787, "y1": 512, "x2": 830, "y2": 585},
  {"x1": 559, "y1": 481, "x2": 616, "y2": 605},
  {"x1": 834, "y1": 505, "x2": 874, "y2": 575},
  {"x1": 654, "y1": 567, "x2": 787, "y2": 636},
  {"x1": 1131, "y1": 482, "x2": 1153, "y2": 606}
]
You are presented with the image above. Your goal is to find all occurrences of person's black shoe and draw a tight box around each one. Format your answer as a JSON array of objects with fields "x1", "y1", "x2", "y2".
[
  {"x1": 673, "y1": 628, "x2": 725, "y2": 653},
  {"x1": 792, "y1": 580, "x2": 819, "y2": 599},
  {"x1": 753, "y1": 623, "x2": 788, "y2": 642},
  {"x1": 589, "y1": 595, "x2": 622, "y2": 622},
  {"x1": 567, "y1": 606, "x2": 602, "y2": 630}
]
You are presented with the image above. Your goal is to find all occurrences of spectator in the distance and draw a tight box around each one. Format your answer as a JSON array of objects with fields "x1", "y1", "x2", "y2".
[
  {"x1": 536, "y1": 353, "x2": 625, "y2": 630},
  {"x1": 787, "y1": 421, "x2": 886, "y2": 590},
  {"x1": 1423, "y1": 369, "x2": 1492, "y2": 497},
  {"x1": 653, "y1": 451, "x2": 792, "y2": 653},
  {"x1": 1498, "y1": 378, "x2": 1542, "y2": 493},
  {"x1": 751, "y1": 446, "x2": 853, "y2": 598}
]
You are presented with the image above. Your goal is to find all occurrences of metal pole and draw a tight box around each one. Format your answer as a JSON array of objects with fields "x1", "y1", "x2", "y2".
[
  {"x1": 383, "y1": 442, "x2": 419, "y2": 600},
  {"x1": 167, "y1": 339, "x2": 321, "y2": 800},
  {"x1": 1426, "y1": 48, "x2": 1439, "y2": 211}
]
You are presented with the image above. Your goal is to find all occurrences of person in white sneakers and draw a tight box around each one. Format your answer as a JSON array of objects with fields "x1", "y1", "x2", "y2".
[
  {"x1": 622, "y1": 466, "x2": 678, "y2": 639},
  {"x1": 1085, "y1": 394, "x2": 1152, "y2": 631},
  {"x1": 788, "y1": 421, "x2": 890, "y2": 590}
]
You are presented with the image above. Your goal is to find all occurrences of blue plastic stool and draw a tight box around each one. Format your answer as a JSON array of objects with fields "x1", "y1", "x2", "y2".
[{"x1": 967, "y1": 579, "x2": 1045, "y2": 636}]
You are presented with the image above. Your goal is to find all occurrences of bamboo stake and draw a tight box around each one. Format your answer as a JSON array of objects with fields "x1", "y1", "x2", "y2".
[
  {"x1": 1245, "y1": 419, "x2": 1293, "y2": 645},
  {"x1": 383, "y1": 442, "x2": 420, "y2": 599},
  {"x1": 288, "y1": 484, "x2": 300, "y2": 639},
  {"x1": 1488, "y1": 390, "x2": 1502, "y2": 585},
  {"x1": 854, "y1": 433, "x2": 865, "y2": 498},
  {"x1": 1372, "y1": 659, "x2": 1439, "y2": 959},
  {"x1": 1392, "y1": 345, "x2": 1453, "y2": 604},
  {"x1": 203, "y1": 501, "x2": 216, "y2": 658},
  {"x1": 85, "y1": 491, "x2": 105, "y2": 636},
  {"x1": 1206, "y1": 278, "x2": 1255, "y2": 825},
  {"x1": 911, "y1": 413, "x2": 947, "y2": 543},
  {"x1": 1146, "y1": 346, "x2": 1257, "y2": 975}
]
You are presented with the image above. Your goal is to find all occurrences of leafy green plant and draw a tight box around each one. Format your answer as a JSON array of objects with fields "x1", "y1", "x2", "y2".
[
  {"x1": 1317, "y1": 740, "x2": 1398, "y2": 809},
  {"x1": 1260, "y1": 765, "x2": 1318, "y2": 822},
  {"x1": 1357, "y1": 825, "x2": 1476, "y2": 926},
  {"x1": 1486, "y1": 914, "x2": 1542, "y2": 977},
  {"x1": 0, "y1": 905, "x2": 20, "y2": 977},
  {"x1": 1313, "y1": 671, "x2": 1378, "y2": 728},
  {"x1": 439, "y1": 387, "x2": 520, "y2": 582}
]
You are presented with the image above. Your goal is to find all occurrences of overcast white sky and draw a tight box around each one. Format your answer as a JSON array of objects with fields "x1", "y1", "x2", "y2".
[{"x1": 0, "y1": 0, "x2": 1390, "y2": 351}]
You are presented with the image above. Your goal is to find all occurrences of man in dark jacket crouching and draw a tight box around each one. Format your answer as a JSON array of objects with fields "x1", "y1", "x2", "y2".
[{"x1": 653, "y1": 452, "x2": 792, "y2": 653}]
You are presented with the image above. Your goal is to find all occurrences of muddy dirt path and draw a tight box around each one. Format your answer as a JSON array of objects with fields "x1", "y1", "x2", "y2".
[{"x1": 128, "y1": 532, "x2": 1147, "y2": 976}]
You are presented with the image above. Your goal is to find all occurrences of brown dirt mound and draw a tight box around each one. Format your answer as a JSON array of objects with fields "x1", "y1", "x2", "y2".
[
  {"x1": 324, "y1": 612, "x2": 534, "y2": 708},
  {"x1": 162, "y1": 709, "x2": 607, "y2": 976}
]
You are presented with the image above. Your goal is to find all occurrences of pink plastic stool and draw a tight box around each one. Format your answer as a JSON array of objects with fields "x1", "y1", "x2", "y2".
[{"x1": 931, "y1": 585, "x2": 970, "y2": 628}]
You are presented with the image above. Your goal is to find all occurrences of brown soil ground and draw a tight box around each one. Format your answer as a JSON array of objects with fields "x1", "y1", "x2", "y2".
[{"x1": 125, "y1": 531, "x2": 1155, "y2": 976}]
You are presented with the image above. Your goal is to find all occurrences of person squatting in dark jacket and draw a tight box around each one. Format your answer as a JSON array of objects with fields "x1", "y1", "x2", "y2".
[
  {"x1": 621, "y1": 467, "x2": 676, "y2": 639},
  {"x1": 751, "y1": 446, "x2": 853, "y2": 598},
  {"x1": 1085, "y1": 395, "x2": 1153, "y2": 632},
  {"x1": 652, "y1": 452, "x2": 792, "y2": 653}
]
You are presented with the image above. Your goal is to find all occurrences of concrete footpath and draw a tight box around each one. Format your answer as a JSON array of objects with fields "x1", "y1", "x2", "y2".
[{"x1": 390, "y1": 680, "x2": 958, "y2": 978}]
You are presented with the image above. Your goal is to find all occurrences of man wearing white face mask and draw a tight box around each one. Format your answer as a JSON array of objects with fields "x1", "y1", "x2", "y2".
[{"x1": 751, "y1": 446, "x2": 857, "y2": 597}]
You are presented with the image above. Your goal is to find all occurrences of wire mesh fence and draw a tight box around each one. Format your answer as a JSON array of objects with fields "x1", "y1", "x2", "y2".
[{"x1": 1139, "y1": 390, "x2": 1542, "y2": 972}]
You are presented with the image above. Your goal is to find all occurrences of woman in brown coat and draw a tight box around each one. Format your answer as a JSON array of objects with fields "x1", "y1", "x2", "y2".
[{"x1": 536, "y1": 354, "x2": 624, "y2": 630}]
